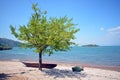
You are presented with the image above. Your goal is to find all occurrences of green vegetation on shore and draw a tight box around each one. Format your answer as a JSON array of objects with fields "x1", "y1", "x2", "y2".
[{"x1": 0, "y1": 45, "x2": 12, "y2": 50}]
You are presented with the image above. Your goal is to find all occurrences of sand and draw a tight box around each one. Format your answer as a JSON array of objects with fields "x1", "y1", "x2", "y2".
[{"x1": 0, "y1": 61, "x2": 120, "y2": 80}]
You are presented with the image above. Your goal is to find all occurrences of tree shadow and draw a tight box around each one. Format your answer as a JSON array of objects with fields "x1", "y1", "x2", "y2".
[
  {"x1": 0, "y1": 73, "x2": 11, "y2": 80},
  {"x1": 43, "y1": 68, "x2": 87, "y2": 79}
]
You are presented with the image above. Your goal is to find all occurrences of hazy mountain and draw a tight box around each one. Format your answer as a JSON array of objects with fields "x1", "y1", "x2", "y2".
[{"x1": 0, "y1": 38, "x2": 21, "y2": 47}]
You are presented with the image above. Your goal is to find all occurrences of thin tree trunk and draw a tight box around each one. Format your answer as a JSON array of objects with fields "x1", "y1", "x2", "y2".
[{"x1": 39, "y1": 51, "x2": 42, "y2": 71}]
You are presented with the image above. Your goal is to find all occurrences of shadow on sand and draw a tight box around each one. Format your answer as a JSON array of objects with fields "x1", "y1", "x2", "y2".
[
  {"x1": 22, "y1": 62, "x2": 86, "y2": 79},
  {"x1": 0, "y1": 73, "x2": 11, "y2": 80},
  {"x1": 43, "y1": 68, "x2": 87, "y2": 79}
]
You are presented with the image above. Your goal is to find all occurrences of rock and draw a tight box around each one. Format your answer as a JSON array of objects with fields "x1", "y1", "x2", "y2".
[{"x1": 72, "y1": 66, "x2": 84, "y2": 72}]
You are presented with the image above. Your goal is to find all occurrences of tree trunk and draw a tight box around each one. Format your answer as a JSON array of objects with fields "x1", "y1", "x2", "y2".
[{"x1": 39, "y1": 51, "x2": 42, "y2": 71}]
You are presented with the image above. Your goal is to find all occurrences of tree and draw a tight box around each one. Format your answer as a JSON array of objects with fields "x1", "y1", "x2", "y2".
[{"x1": 10, "y1": 4, "x2": 80, "y2": 71}]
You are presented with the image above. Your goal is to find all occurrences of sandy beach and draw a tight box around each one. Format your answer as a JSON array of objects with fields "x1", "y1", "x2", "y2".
[{"x1": 0, "y1": 61, "x2": 120, "y2": 80}]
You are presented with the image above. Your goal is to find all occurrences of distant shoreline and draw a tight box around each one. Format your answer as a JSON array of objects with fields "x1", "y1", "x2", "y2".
[
  {"x1": 81, "y1": 44, "x2": 99, "y2": 47},
  {"x1": 0, "y1": 46, "x2": 12, "y2": 50}
]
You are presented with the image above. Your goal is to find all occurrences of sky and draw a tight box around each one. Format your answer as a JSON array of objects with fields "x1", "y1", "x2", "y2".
[{"x1": 0, "y1": 0, "x2": 120, "y2": 46}]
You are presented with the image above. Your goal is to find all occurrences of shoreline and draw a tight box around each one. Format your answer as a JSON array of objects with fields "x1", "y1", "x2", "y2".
[
  {"x1": 29, "y1": 60, "x2": 120, "y2": 72},
  {"x1": 1, "y1": 60, "x2": 120, "y2": 72}
]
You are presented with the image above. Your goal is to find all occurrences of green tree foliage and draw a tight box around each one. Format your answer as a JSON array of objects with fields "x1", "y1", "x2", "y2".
[{"x1": 10, "y1": 3, "x2": 80, "y2": 70}]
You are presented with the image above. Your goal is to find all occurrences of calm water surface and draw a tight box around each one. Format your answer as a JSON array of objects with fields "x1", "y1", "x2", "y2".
[{"x1": 0, "y1": 46, "x2": 120, "y2": 66}]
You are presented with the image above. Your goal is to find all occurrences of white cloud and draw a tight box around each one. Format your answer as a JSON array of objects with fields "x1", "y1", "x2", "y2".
[
  {"x1": 74, "y1": 26, "x2": 120, "y2": 46},
  {"x1": 108, "y1": 26, "x2": 120, "y2": 32},
  {"x1": 107, "y1": 26, "x2": 120, "y2": 40},
  {"x1": 100, "y1": 27, "x2": 104, "y2": 31}
]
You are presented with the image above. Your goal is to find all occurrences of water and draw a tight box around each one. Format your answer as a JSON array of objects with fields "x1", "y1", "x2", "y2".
[{"x1": 0, "y1": 46, "x2": 120, "y2": 66}]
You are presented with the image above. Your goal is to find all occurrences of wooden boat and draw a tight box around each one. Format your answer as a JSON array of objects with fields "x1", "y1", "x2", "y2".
[{"x1": 22, "y1": 62, "x2": 57, "y2": 69}]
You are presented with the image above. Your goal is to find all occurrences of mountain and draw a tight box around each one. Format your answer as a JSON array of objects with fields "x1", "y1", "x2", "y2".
[{"x1": 0, "y1": 38, "x2": 21, "y2": 47}]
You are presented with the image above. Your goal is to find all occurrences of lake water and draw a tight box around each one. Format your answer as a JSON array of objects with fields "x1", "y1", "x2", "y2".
[{"x1": 0, "y1": 46, "x2": 120, "y2": 66}]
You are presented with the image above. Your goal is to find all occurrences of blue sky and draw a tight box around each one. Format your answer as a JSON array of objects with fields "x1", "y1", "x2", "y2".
[{"x1": 0, "y1": 0, "x2": 120, "y2": 46}]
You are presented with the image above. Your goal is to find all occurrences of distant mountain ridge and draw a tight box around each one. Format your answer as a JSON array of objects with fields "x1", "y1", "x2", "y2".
[{"x1": 0, "y1": 38, "x2": 21, "y2": 47}]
